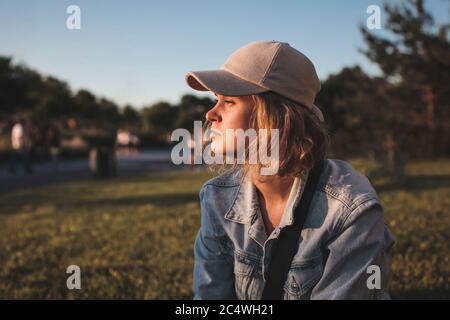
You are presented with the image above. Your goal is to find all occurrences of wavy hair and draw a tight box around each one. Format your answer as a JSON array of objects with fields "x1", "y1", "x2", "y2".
[{"x1": 202, "y1": 91, "x2": 330, "y2": 179}]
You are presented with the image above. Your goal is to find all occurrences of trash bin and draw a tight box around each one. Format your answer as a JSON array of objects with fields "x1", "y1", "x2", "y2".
[{"x1": 89, "y1": 146, "x2": 116, "y2": 178}]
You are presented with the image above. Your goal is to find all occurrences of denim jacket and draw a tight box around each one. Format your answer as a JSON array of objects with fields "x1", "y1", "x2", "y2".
[{"x1": 193, "y1": 159, "x2": 395, "y2": 300}]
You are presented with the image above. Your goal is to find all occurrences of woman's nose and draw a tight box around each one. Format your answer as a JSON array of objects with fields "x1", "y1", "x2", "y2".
[{"x1": 205, "y1": 105, "x2": 222, "y2": 122}]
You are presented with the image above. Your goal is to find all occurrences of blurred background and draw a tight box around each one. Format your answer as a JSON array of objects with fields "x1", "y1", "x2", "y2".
[{"x1": 0, "y1": 0, "x2": 448, "y2": 299}]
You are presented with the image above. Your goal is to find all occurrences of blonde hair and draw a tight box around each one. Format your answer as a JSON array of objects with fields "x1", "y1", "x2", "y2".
[{"x1": 202, "y1": 91, "x2": 330, "y2": 179}]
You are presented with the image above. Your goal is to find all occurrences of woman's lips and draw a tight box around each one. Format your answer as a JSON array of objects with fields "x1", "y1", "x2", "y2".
[{"x1": 209, "y1": 128, "x2": 222, "y2": 138}]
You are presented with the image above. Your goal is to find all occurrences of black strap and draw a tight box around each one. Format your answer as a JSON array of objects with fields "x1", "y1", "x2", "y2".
[{"x1": 261, "y1": 159, "x2": 325, "y2": 300}]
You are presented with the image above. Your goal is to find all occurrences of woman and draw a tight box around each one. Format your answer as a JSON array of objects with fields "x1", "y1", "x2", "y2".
[{"x1": 185, "y1": 41, "x2": 395, "y2": 300}]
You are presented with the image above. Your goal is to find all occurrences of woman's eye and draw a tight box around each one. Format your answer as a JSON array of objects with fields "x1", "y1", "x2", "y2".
[{"x1": 224, "y1": 100, "x2": 234, "y2": 105}]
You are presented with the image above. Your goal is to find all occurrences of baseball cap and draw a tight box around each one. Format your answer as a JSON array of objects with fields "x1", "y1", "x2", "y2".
[{"x1": 185, "y1": 40, "x2": 324, "y2": 122}]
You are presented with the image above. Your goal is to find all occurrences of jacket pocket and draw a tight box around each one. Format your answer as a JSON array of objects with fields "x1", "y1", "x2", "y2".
[
  {"x1": 233, "y1": 251, "x2": 261, "y2": 300},
  {"x1": 283, "y1": 255, "x2": 323, "y2": 300}
]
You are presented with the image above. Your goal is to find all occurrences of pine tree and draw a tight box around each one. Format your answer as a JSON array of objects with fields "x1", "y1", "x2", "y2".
[{"x1": 360, "y1": 0, "x2": 450, "y2": 160}]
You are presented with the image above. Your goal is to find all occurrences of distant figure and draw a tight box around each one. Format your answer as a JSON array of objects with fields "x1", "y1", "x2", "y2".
[
  {"x1": 47, "y1": 124, "x2": 61, "y2": 169},
  {"x1": 11, "y1": 122, "x2": 24, "y2": 151},
  {"x1": 9, "y1": 120, "x2": 33, "y2": 174},
  {"x1": 117, "y1": 129, "x2": 131, "y2": 155},
  {"x1": 116, "y1": 129, "x2": 139, "y2": 155}
]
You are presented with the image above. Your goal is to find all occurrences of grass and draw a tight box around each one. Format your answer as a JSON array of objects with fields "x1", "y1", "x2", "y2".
[
  {"x1": 375, "y1": 159, "x2": 450, "y2": 299},
  {"x1": 0, "y1": 171, "x2": 210, "y2": 299},
  {"x1": 0, "y1": 159, "x2": 449, "y2": 299}
]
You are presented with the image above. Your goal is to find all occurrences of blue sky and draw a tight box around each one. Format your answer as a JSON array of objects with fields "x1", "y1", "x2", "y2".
[{"x1": 0, "y1": 0, "x2": 448, "y2": 108}]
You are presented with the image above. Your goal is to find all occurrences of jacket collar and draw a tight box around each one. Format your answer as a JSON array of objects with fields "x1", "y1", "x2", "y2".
[{"x1": 224, "y1": 168, "x2": 310, "y2": 229}]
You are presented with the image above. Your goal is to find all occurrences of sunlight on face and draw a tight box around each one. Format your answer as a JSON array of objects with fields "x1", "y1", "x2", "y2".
[{"x1": 205, "y1": 94, "x2": 254, "y2": 155}]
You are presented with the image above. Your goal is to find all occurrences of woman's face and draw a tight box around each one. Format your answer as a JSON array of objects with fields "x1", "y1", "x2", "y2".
[{"x1": 205, "y1": 93, "x2": 254, "y2": 154}]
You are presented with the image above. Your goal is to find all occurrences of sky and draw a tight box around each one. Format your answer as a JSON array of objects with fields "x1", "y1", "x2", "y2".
[{"x1": 0, "y1": 0, "x2": 448, "y2": 109}]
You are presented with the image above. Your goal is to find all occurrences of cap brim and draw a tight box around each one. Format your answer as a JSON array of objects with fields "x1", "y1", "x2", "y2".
[
  {"x1": 186, "y1": 69, "x2": 325, "y2": 122},
  {"x1": 185, "y1": 69, "x2": 268, "y2": 97}
]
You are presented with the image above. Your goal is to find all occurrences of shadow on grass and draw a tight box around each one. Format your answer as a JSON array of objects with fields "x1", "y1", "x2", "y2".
[
  {"x1": 0, "y1": 192, "x2": 200, "y2": 216},
  {"x1": 391, "y1": 287, "x2": 450, "y2": 300},
  {"x1": 77, "y1": 192, "x2": 199, "y2": 208},
  {"x1": 0, "y1": 169, "x2": 211, "y2": 216},
  {"x1": 0, "y1": 168, "x2": 209, "y2": 196},
  {"x1": 375, "y1": 174, "x2": 450, "y2": 193}
]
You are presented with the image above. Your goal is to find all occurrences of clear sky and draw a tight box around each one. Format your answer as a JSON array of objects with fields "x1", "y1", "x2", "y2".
[{"x1": 0, "y1": 0, "x2": 448, "y2": 108}]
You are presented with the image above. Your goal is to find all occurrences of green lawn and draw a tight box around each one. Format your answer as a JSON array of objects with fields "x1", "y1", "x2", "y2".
[{"x1": 0, "y1": 159, "x2": 449, "y2": 299}]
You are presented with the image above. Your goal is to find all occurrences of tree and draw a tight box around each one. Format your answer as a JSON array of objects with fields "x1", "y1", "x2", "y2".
[
  {"x1": 0, "y1": 57, "x2": 44, "y2": 118},
  {"x1": 0, "y1": 56, "x2": 137, "y2": 141},
  {"x1": 174, "y1": 94, "x2": 213, "y2": 131},
  {"x1": 316, "y1": 64, "x2": 429, "y2": 180},
  {"x1": 72, "y1": 89, "x2": 98, "y2": 121},
  {"x1": 121, "y1": 105, "x2": 141, "y2": 130},
  {"x1": 141, "y1": 101, "x2": 178, "y2": 139},
  {"x1": 360, "y1": 0, "x2": 450, "y2": 159},
  {"x1": 33, "y1": 76, "x2": 73, "y2": 120},
  {"x1": 316, "y1": 66, "x2": 388, "y2": 158},
  {"x1": 0, "y1": 57, "x2": 21, "y2": 117},
  {"x1": 97, "y1": 97, "x2": 121, "y2": 126}
]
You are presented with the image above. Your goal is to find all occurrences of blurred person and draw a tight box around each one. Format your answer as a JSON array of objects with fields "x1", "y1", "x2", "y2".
[
  {"x1": 129, "y1": 133, "x2": 140, "y2": 155},
  {"x1": 117, "y1": 130, "x2": 139, "y2": 155},
  {"x1": 26, "y1": 121, "x2": 40, "y2": 169},
  {"x1": 8, "y1": 119, "x2": 33, "y2": 174},
  {"x1": 47, "y1": 123, "x2": 61, "y2": 169},
  {"x1": 117, "y1": 129, "x2": 131, "y2": 155},
  {"x1": 186, "y1": 41, "x2": 395, "y2": 300}
]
